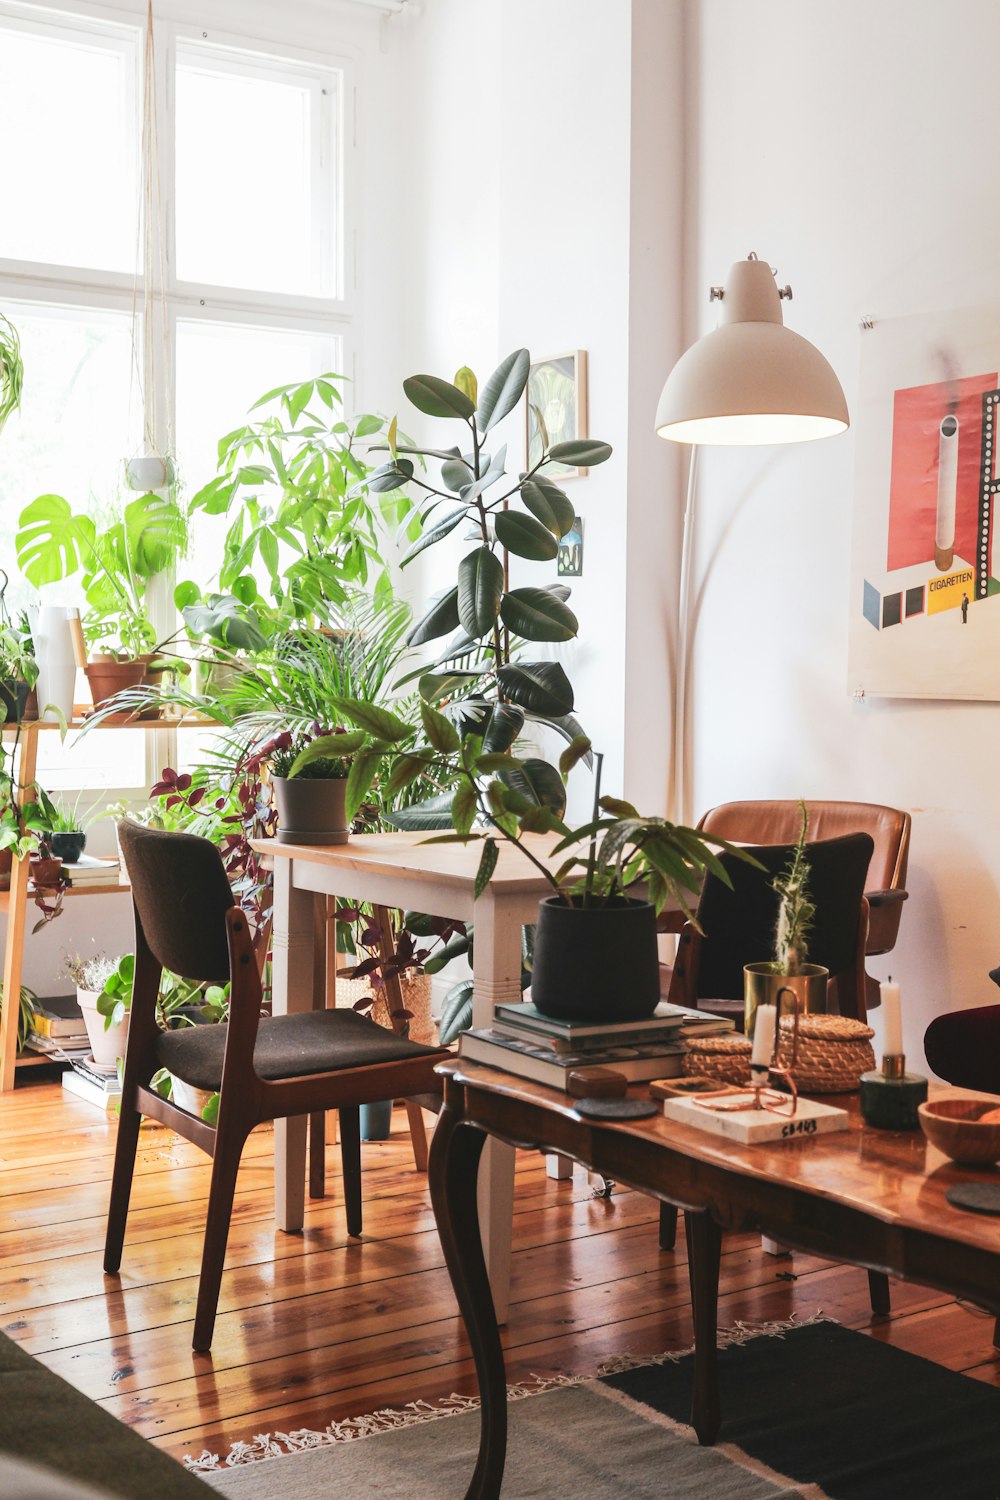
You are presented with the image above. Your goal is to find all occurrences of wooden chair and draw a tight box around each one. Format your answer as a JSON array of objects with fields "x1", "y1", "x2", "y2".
[{"x1": 104, "y1": 822, "x2": 450, "y2": 1352}]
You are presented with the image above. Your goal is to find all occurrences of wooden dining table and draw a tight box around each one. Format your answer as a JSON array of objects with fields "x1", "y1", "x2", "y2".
[
  {"x1": 251, "y1": 829, "x2": 568, "y2": 1321},
  {"x1": 429, "y1": 1059, "x2": 1000, "y2": 1499}
]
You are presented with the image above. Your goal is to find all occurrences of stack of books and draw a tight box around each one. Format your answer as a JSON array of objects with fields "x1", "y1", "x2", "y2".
[
  {"x1": 64, "y1": 854, "x2": 121, "y2": 888},
  {"x1": 458, "y1": 1000, "x2": 734, "y2": 1090},
  {"x1": 25, "y1": 994, "x2": 90, "y2": 1057},
  {"x1": 62, "y1": 1055, "x2": 122, "y2": 1110}
]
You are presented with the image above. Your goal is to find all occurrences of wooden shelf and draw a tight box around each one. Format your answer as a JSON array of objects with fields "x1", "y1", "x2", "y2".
[
  {"x1": 0, "y1": 883, "x2": 129, "y2": 908},
  {"x1": 14, "y1": 1050, "x2": 63, "y2": 1070},
  {"x1": 2, "y1": 713, "x2": 215, "y2": 734}
]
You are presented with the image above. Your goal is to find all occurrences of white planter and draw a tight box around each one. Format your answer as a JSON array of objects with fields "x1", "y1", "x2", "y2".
[
  {"x1": 32, "y1": 605, "x2": 77, "y2": 722},
  {"x1": 127, "y1": 453, "x2": 175, "y2": 491},
  {"x1": 77, "y1": 986, "x2": 129, "y2": 1068},
  {"x1": 170, "y1": 1076, "x2": 214, "y2": 1117}
]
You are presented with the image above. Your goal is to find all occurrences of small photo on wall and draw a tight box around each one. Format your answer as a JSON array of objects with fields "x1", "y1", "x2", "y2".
[
  {"x1": 557, "y1": 515, "x2": 584, "y2": 576},
  {"x1": 526, "y1": 350, "x2": 589, "y2": 479}
]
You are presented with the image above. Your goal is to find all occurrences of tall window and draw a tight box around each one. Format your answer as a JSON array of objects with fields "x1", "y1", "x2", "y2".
[{"x1": 0, "y1": 1, "x2": 352, "y2": 795}]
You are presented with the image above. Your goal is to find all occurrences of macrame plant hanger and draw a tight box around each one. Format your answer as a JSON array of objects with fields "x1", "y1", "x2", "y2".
[{"x1": 126, "y1": 0, "x2": 174, "y2": 494}]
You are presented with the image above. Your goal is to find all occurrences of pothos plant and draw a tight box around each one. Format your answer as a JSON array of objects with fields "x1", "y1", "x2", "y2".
[{"x1": 361, "y1": 348, "x2": 610, "y2": 764}]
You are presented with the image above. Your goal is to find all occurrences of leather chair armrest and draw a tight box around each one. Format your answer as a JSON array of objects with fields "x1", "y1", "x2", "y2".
[{"x1": 866, "y1": 888, "x2": 908, "y2": 907}]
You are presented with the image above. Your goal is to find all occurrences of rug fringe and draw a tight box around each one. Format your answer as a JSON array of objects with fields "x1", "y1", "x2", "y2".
[{"x1": 184, "y1": 1312, "x2": 832, "y2": 1472}]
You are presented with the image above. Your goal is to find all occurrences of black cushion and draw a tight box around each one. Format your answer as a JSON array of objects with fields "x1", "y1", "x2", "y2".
[{"x1": 155, "y1": 1009, "x2": 444, "y2": 1092}]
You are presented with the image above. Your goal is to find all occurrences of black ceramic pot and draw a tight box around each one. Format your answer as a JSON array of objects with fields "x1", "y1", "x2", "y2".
[
  {"x1": 272, "y1": 775, "x2": 349, "y2": 845},
  {"x1": 0, "y1": 679, "x2": 30, "y2": 724},
  {"x1": 530, "y1": 895, "x2": 661, "y2": 1022},
  {"x1": 51, "y1": 831, "x2": 86, "y2": 864}
]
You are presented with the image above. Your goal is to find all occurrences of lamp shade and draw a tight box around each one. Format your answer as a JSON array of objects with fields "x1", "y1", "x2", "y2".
[{"x1": 655, "y1": 255, "x2": 849, "y2": 446}]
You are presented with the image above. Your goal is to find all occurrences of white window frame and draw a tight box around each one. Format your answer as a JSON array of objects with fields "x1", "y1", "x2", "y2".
[{"x1": 0, "y1": 0, "x2": 357, "y2": 799}]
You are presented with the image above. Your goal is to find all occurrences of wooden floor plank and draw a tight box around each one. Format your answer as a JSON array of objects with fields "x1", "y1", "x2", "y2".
[{"x1": 0, "y1": 1079, "x2": 993, "y2": 1474}]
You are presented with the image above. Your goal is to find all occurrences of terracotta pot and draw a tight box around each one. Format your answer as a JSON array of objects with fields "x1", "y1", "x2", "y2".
[
  {"x1": 273, "y1": 775, "x2": 349, "y2": 845},
  {"x1": 29, "y1": 854, "x2": 63, "y2": 890},
  {"x1": 77, "y1": 986, "x2": 129, "y2": 1068},
  {"x1": 84, "y1": 656, "x2": 158, "y2": 719}
]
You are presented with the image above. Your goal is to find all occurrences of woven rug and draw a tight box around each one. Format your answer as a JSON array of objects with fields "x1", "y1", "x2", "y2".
[{"x1": 192, "y1": 1321, "x2": 1000, "y2": 1498}]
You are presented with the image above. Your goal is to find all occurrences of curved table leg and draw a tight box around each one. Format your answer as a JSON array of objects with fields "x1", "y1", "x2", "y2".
[
  {"x1": 429, "y1": 1099, "x2": 508, "y2": 1500},
  {"x1": 685, "y1": 1208, "x2": 722, "y2": 1445}
]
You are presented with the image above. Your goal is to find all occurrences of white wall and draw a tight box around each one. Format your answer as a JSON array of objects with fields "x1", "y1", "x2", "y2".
[{"x1": 686, "y1": 0, "x2": 1000, "y2": 1068}]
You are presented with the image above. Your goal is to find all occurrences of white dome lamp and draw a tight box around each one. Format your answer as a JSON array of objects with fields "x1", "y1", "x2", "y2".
[
  {"x1": 657, "y1": 253, "x2": 849, "y2": 824},
  {"x1": 655, "y1": 252, "x2": 849, "y2": 446}
]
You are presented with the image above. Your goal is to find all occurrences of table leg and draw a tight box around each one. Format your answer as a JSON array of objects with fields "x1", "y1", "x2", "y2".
[
  {"x1": 271, "y1": 859, "x2": 316, "y2": 1232},
  {"x1": 472, "y1": 893, "x2": 526, "y2": 1324},
  {"x1": 685, "y1": 1209, "x2": 722, "y2": 1445},
  {"x1": 429, "y1": 1099, "x2": 507, "y2": 1500}
]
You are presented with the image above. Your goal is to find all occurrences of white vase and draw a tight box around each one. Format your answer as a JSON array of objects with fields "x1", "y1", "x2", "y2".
[
  {"x1": 77, "y1": 986, "x2": 129, "y2": 1068},
  {"x1": 127, "y1": 454, "x2": 175, "y2": 491},
  {"x1": 32, "y1": 605, "x2": 77, "y2": 722}
]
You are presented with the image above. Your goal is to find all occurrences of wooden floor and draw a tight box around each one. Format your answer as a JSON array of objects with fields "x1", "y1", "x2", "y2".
[{"x1": 1, "y1": 1076, "x2": 999, "y2": 1473}]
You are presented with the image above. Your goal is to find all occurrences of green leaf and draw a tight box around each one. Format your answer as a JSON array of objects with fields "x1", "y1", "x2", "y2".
[
  {"x1": 494, "y1": 511, "x2": 559, "y2": 562},
  {"x1": 451, "y1": 781, "x2": 477, "y2": 835},
  {"x1": 499, "y1": 587, "x2": 578, "y2": 642},
  {"x1": 354, "y1": 413, "x2": 383, "y2": 437},
  {"x1": 482, "y1": 703, "x2": 525, "y2": 753},
  {"x1": 441, "y1": 456, "x2": 474, "y2": 492},
  {"x1": 201, "y1": 1092, "x2": 221, "y2": 1125},
  {"x1": 475, "y1": 752, "x2": 521, "y2": 773},
  {"x1": 365, "y1": 459, "x2": 414, "y2": 494},
  {"x1": 417, "y1": 670, "x2": 480, "y2": 703},
  {"x1": 330, "y1": 695, "x2": 413, "y2": 743},
  {"x1": 424, "y1": 930, "x2": 472, "y2": 973},
  {"x1": 287, "y1": 731, "x2": 367, "y2": 776},
  {"x1": 474, "y1": 837, "x2": 499, "y2": 897},
  {"x1": 559, "y1": 736, "x2": 592, "y2": 778},
  {"x1": 546, "y1": 439, "x2": 613, "y2": 467},
  {"x1": 496, "y1": 662, "x2": 574, "y2": 716},
  {"x1": 16, "y1": 495, "x2": 95, "y2": 586},
  {"x1": 500, "y1": 758, "x2": 566, "y2": 816},
  {"x1": 387, "y1": 753, "x2": 431, "y2": 797},
  {"x1": 399, "y1": 507, "x2": 467, "y2": 568},
  {"x1": 457, "y1": 547, "x2": 504, "y2": 639},
  {"x1": 404, "y1": 374, "x2": 476, "y2": 421},
  {"x1": 407, "y1": 587, "x2": 461, "y2": 647},
  {"x1": 476, "y1": 349, "x2": 530, "y2": 432},
  {"x1": 420, "y1": 700, "x2": 461, "y2": 754},
  {"x1": 519, "y1": 477, "x2": 576, "y2": 538},
  {"x1": 600, "y1": 796, "x2": 640, "y2": 818},
  {"x1": 453, "y1": 365, "x2": 478, "y2": 405},
  {"x1": 345, "y1": 748, "x2": 383, "y2": 819},
  {"x1": 437, "y1": 979, "x2": 474, "y2": 1045},
  {"x1": 385, "y1": 793, "x2": 455, "y2": 830}
]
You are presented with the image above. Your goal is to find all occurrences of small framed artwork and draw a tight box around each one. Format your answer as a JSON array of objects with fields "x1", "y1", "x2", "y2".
[
  {"x1": 557, "y1": 514, "x2": 584, "y2": 576},
  {"x1": 526, "y1": 350, "x2": 589, "y2": 479}
]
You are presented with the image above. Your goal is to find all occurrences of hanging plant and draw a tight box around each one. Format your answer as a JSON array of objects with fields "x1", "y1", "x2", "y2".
[{"x1": 0, "y1": 312, "x2": 24, "y2": 437}]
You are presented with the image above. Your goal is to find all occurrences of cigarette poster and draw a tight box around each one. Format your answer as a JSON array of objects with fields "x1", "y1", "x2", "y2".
[{"x1": 849, "y1": 305, "x2": 1000, "y2": 699}]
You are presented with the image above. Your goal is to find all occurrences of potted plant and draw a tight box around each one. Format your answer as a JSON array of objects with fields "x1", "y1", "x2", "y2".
[
  {"x1": 267, "y1": 727, "x2": 368, "y2": 844},
  {"x1": 0, "y1": 612, "x2": 38, "y2": 724},
  {"x1": 0, "y1": 981, "x2": 38, "y2": 1055},
  {"x1": 743, "y1": 801, "x2": 828, "y2": 1036},
  {"x1": 15, "y1": 489, "x2": 187, "y2": 714},
  {"x1": 66, "y1": 952, "x2": 122, "y2": 1066},
  {"x1": 41, "y1": 790, "x2": 90, "y2": 864},
  {"x1": 0, "y1": 310, "x2": 23, "y2": 438}
]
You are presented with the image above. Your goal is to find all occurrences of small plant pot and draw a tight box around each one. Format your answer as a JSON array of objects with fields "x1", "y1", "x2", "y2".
[
  {"x1": 359, "y1": 1100, "x2": 394, "y2": 1140},
  {"x1": 744, "y1": 962, "x2": 830, "y2": 1038},
  {"x1": 0, "y1": 678, "x2": 31, "y2": 724},
  {"x1": 530, "y1": 896, "x2": 661, "y2": 1022},
  {"x1": 0, "y1": 849, "x2": 11, "y2": 891},
  {"x1": 127, "y1": 453, "x2": 175, "y2": 491},
  {"x1": 273, "y1": 775, "x2": 349, "y2": 845},
  {"x1": 84, "y1": 656, "x2": 153, "y2": 715},
  {"x1": 29, "y1": 854, "x2": 63, "y2": 890},
  {"x1": 51, "y1": 831, "x2": 86, "y2": 864},
  {"x1": 170, "y1": 1076, "x2": 215, "y2": 1117},
  {"x1": 77, "y1": 986, "x2": 129, "y2": 1068}
]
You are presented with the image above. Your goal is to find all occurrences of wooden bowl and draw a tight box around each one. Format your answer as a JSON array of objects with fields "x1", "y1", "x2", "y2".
[{"x1": 918, "y1": 1095, "x2": 1000, "y2": 1165}]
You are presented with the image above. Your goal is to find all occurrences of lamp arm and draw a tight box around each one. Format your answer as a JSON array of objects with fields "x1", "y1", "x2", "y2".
[{"x1": 671, "y1": 444, "x2": 699, "y2": 824}]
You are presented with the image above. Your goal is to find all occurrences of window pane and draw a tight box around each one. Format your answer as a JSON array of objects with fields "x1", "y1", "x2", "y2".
[
  {"x1": 0, "y1": 16, "x2": 138, "y2": 273},
  {"x1": 35, "y1": 727, "x2": 145, "y2": 795},
  {"x1": 175, "y1": 317, "x2": 341, "y2": 591},
  {"x1": 0, "y1": 301, "x2": 138, "y2": 602},
  {"x1": 175, "y1": 45, "x2": 335, "y2": 296}
]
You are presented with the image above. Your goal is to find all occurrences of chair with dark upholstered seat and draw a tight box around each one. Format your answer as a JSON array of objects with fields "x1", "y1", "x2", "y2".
[{"x1": 104, "y1": 822, "x2": 450, "y2": 1351}]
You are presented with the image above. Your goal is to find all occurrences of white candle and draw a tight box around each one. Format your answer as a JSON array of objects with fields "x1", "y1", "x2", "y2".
[
  {"x1": 881, "y1": 977, "x2": 903, "y2": 1058},
  {"x1": 751, "y1": 1004, "x2": 777, "y2": 1072}
]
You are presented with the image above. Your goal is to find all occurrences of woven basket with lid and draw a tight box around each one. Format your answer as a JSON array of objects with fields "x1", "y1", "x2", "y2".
[
  {"x1": 682, "y1": 1033, "x2": 752, "y2": 1087},
  {"x1": 777, "y1": 1013, "x2": 875, "y2": 1093}
]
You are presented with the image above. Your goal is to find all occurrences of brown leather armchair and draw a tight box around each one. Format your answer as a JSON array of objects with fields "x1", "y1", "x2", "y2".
[{"x1": 684, "y1": 800, "x2": 910, "y2": 1014}]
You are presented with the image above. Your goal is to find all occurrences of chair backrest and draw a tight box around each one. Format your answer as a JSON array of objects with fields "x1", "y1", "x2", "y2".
[
  {"x1": 698, "y1": 800, "x2": 908, "y2": 896},
  {"x1": 693, "y1": 833, "x2": 874, "y2": 1001},
  {"x1": 118, "y1": 821, "x2": 235, "y2": 982}
]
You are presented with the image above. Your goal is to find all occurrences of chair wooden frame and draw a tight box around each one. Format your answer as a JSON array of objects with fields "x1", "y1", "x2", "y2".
[{"x1": 104, "y1": 903, "x2": 449, "y2": 1352}]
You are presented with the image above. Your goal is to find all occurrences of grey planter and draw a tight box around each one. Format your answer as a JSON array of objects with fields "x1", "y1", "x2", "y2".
[{"x1": 272, "y1": 775, "x2": 349, "y2": 845}]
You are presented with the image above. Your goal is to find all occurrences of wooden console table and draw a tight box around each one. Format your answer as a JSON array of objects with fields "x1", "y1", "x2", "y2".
[{"x1": 429, "y1": 1060, "x2": 1000, "y2": 1499}]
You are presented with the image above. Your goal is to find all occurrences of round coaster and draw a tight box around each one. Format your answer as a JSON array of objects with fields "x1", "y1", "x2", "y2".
[
  {"x1": 574, "y1": 1097, "x2": 659, "y2": 1121},
  {"x1": 946, "y1": 1182, "x2": 1000, "y2": 1216}
]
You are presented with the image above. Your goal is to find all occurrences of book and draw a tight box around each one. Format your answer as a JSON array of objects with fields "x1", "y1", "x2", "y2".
[
  {"x1": 495, "y1": 1000, "x2": 733, "y2": 1043},
  {"x1": 25, "y1": 1031, "x2": 90, "y2": 1057},
  {"x1": 62, "y1": 1067, "x2": 122, "y2": 1110},
  {"x1": 491, "y1": 1017, "x2": 687, "y2": 1053},
  {"x1": 65, "y1": 856, "x2": 120, "y2": 886},
  {"x1": 660, "y1": 1093, "x2": 849, "y2": 1145},
  {"x1": 459, "y1": 1027, "x2": 685, "y2": 1088},
  {"x1": 29, "y1": 993, "x2": 85, "y2": 1038}
]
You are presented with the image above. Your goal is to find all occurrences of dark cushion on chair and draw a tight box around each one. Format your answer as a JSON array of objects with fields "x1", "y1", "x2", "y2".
[
  {"x1": 924, "y1": 1005, "x2": 1000, "y2": 1095},
  {"x1": 155, "y1": 1009, "x2": 445, "y2": 1092}
]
